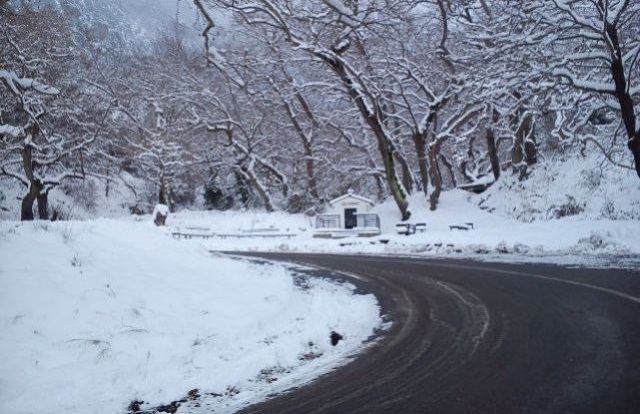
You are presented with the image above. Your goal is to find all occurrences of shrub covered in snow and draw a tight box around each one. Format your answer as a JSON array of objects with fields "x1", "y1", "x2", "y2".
[{"x1": 476, "y1": 152, "x2": 640, "y2": 222}]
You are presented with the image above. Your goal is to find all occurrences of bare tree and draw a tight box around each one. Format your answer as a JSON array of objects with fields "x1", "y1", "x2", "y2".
[
  {"x1": 501, "y1": 0, "x2": 640, "y2": 177},
  {"x1": 0, "y1": 6, "x2": 102, "y2": 220},
  {"x1": 198, "y1": 0, "x2": 413, "y2": 219}
]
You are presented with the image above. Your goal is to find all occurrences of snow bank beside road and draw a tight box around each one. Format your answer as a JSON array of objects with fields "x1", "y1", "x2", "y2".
[{"x1": 0, "y1": 220, "x2": 381, "y2": 414}]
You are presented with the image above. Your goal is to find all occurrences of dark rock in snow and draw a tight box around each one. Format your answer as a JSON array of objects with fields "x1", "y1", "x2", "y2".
[
  {"x1": 155, "y1": 401, "x2": 180, "y2": 413},
  {"x1": 330, "y1": 331, "x2": 344, "y2": 346},
  {"x1": 127, "y1": 400, "x2": 144, "y2": 412},
  {"x1": 187, "y1": 389, "x2": 200, "y2": 400}
]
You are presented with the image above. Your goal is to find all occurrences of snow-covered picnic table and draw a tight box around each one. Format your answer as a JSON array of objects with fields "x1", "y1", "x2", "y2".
[{"x1": 396, "y1": 222, "x2": 427, "y2": 235}]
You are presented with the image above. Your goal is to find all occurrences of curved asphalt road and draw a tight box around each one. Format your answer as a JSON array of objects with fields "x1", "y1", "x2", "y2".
[{"x1": 234, "y1": 253, "x2": 640, "y2": 414}]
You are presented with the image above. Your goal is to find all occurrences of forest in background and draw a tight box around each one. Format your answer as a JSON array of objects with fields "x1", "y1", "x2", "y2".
[{"x1": 1, "y1": 0, "x2": 639, "y2": 221}]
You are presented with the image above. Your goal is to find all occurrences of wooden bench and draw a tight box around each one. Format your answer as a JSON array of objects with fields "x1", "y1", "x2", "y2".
[
  {"x1": 215, "y1": 233, "x2": 296, "y2": 239},
  {"x1": 171, "y1": 225, "x2": 215, "y2": 239},
  {"x1": 172, "y1": 231, "x2": 215, "y2": 240},
  {"x1": 397, "y1": 222, "x2": 427, "y2": 235},
  {"x1": 449, "y1": 223, "x2": 474, "y2": 231},
  {"x1": 185, "y1": 225, "x2": 211, "y2": 231},
  {"x1": 239, "y1": 227, "x2": 279, "y2": 233},
  {"x1": 396, "y1": 223, "x2": 415, "y2": 235}
]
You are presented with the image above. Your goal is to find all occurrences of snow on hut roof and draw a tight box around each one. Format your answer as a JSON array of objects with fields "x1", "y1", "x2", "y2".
[{"x1": 328, "y1": 190, "x2": 375, "y2": 207}]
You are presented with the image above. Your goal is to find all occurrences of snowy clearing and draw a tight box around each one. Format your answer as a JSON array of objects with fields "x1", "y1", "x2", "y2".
[
  {"x1": 0, "y1": 220, "x2": 382, "y2": 414},
  {"x1": 165, "y1": 190, "x2": 639, "y2": 266}
]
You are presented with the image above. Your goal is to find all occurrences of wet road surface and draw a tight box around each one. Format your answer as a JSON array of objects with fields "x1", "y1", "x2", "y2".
[{"x1": 234, "y1": 253, "x2": 640, "y2": 414}]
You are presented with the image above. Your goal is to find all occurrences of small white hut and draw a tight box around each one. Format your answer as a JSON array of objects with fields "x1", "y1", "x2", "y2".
[{"x1": 314, "y1": 190, "x2": 381, "y2": 238}]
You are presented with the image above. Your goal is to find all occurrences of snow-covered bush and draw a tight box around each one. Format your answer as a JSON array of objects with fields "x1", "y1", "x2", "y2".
[
  {"x1": 202, "y1": 176, "x2": 234, "y2": 211},
  {"x1": 547, "y1": 195, "x2": 585, "y2": 219},
  {"x1": 476, "y1": 151, "x2": 640, "y2": 222},
  {"x1": 61, "y1": 180, "x2": 99, "y2": 213},
  {"x1": 49, "y1": 201, "x2": 75, "y2": 221}
]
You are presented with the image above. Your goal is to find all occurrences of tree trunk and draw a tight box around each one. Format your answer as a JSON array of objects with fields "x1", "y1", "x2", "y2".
[
  {"x1": 524, "y1": 131, "x2": 537, "y2": 166},
  {"x1": 511, "y1": 111, "x2": 536, "y2": 179},
  {"x1": 306, "y1": 159, "x2": 320, "y2": 199},
  {"x1": 234, "y1": 169, "x2": 252, "y2": 207},
  {"x1": 428, "y1": 143, "x2": 443, "y2": 211},
  {"x1": 158, "y1": 183, "x2": 167, "y2": 205},
  {"x1": 439, "y1": 154, "x2": 457, "y2": 188},
  {"x1": 238, "y1": 164, "x2": 274, "y2": 213},
  {"x1": 394, "y1": 151, "x2": 414, "y2": 195},
  {"x1": 281, "y1": 90, "x2": 320, "y2": 199},
  {"x1": 385, "y1": 97, "x2": 414, "y2": 196},
  {"x1": 413, "y1": 132, "x2": 430, "y2": 197},
  {"x1": 630, "y1": 133, "x2": 640, "y2": 179},
  {"x1": 21, "y1": 185, "x2": 39, "y2": 221},
  {"x1": 158, "y1": 173, "x2": 171, "y2": 210},
  {"x1": 37, "y1": 192, "x2": 49, "y2": 220},
  {"x1": 606, "y1": 23, "x2": 640, "y2": 178},
  {"x1": 330, "y1": 60, "x2": 411, "y2": 220},
  {"x1": 158, "y1": 185, "x2": 170, "y2": 208},
  {"x1": 252, "y1": 180, "x2": 274, "y2": 213},
  {"x1": 486, "y1": 108, "x2": 501, "y2": 181},
  {"x1": 374, "y1": 173, "x2": 385, "y2": 201},
  {"x1": 486, "y1": 127, "x2": 501, "y2": 181},
  {"x1": 303, "y1": 146, "x2": 320, "y2": 200},
  {"x1": 20, "y1": 144, "x2": 40, "y2": 221},
  {"x1": 380, "y1": 142, "x2": 410, "y2": 219},
  {"x1": 105, "y1": 163, "x2": 111, "y2": 198},
  {"x1": 168, "y1": 186, "x2": 175, "y2": 213},
  {"x1": 366, "y1": 159, "x2": 386, "y2": 202},
  {"x1": 460, "y1": 134, "x2": 478, "y2": 183}
]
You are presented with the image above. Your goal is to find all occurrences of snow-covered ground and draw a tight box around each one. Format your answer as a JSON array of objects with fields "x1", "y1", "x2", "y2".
[
  {"x1": 477, "y1": 153, "x2": 640, "y2": 221},
  {"x1": 160, "y1": 153, "x2": 639, "y2": 265},
  {"x1": 0, "y1": 219, "x2": 382, "y2": 414},
  {"x1": 167, "y1": 190, "x2": 640, "y2": 267},
  {"x1": 1, "y1": 153, "x2": 638, "y2": 413}
]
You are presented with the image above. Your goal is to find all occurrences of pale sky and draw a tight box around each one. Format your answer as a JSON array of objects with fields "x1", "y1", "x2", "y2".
[
  {"x1": 13, "y1": 0, "x2": 222, "y2": 47},
  {"x1": 118, "y1": 0, "x2": 203, "y2": 41}
]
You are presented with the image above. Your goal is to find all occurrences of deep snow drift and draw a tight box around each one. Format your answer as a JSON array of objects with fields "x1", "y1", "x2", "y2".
[{"x1": 0, "y1": 220, "x2": 381, "y2": 414}]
